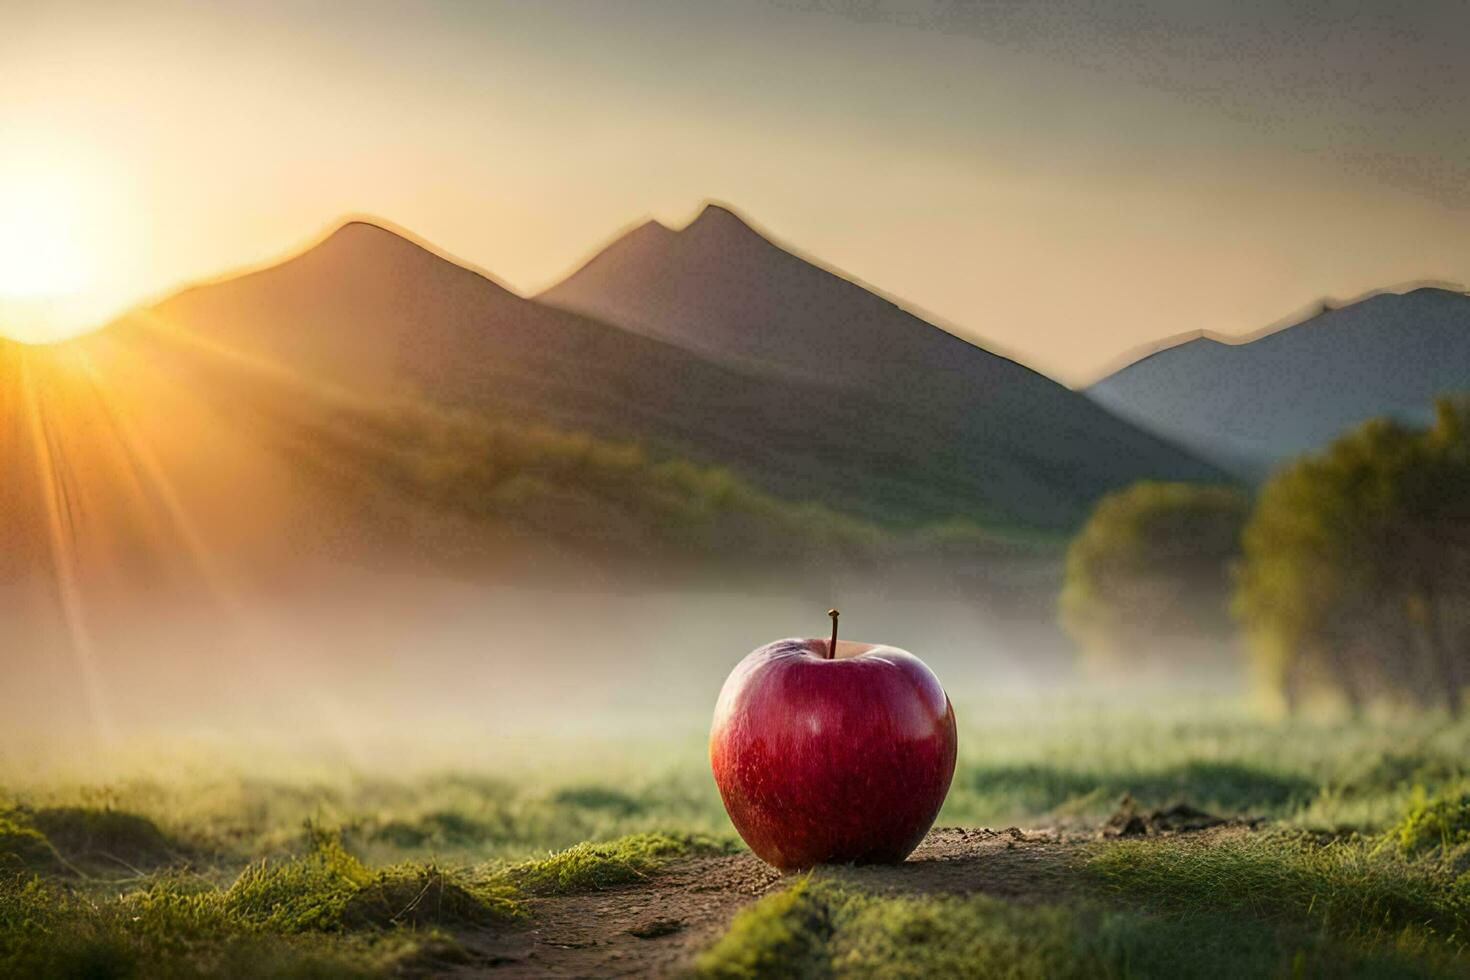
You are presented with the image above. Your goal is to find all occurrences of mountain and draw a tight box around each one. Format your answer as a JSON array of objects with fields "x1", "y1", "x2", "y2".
[
  {"x1": 540, "y1": 204, "x2": 1225, "y2": 522},
  {"x1": 1087, "y1": 287, "x2": 1470, "y2": 478},
  {"x1": 4, "y1": 207, "x2": 1228, "y2": 591},
  {"x1": 138, "y1": 221, "x2": 973, "y2": 523}
]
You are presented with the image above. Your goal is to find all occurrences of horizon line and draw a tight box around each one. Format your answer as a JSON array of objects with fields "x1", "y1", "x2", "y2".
[{"x1": 17, "y1": 203, "x2": 1463, "y2": 389}]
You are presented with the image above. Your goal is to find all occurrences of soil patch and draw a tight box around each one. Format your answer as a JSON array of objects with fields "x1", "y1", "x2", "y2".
[
  {"x1": 447, "y1": 852, "x2": 782, "y2": 978},
  {"x1": 1099, "y1": 797, "x2": 1252, "y2": 838},
  {"x1": 446, "y1": 823, "x2": 1252, "y2": 978}
]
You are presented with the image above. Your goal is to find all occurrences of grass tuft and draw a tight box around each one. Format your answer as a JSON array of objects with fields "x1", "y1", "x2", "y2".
[
  {"x1": 696, "y1": 881, "x2": 1108, "y2": 980},
  {"x1": 339, "y1": 864, "x2": 524, "y2": 929},
  {"x1": 695, "y1": 878, "x2": 834, "y2": 979},
  {"x1": 1391, "y1": 785, "x2": 1470, "y2": 857},
  {"x1": 505, "y1": 832, "x2": 721, "y2": 895},
  {"x1": 832, "y1": 890, "x2": 1089, "y2": 979},
  {"x1": 225, "y1": 828, "x2": 374, "y2": 932}
]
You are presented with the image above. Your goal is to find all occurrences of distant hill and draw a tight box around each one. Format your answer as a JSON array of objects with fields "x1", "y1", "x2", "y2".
[
  {"x1": 0, "y1": 324, "x2": 932, "y2": 598},
  {"x1": 144, "y1": 213, "x2": 1221, "y2": 530},
  {"x1": 137, "y1": 221, "x2": 945, "y2": 527},
  {"x1": 1087, "y1": 288, "x2": 1470, "y2": 478},
  {"x1": 540, "y1": 204, "x2": 1224, "y2": 525}
]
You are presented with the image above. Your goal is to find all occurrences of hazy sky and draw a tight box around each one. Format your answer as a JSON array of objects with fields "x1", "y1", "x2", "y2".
[{"x1": 4, "y1": 0, "x2": 1469, "y2": 381}]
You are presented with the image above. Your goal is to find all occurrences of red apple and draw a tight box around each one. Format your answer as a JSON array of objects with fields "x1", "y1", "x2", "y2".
[{"x1": 709, "y1": 611, "x2": 957, "y2": 870}]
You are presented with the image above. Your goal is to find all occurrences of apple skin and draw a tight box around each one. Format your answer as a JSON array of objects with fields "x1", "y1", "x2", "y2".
[{"x1": 709, "y1": 637, "x2": 957, "y2": 870}]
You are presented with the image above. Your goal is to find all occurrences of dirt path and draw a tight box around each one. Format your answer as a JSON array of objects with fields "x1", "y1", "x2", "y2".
[{"x1": 446, "y1": 826, "x2": 1159, "y2": 978}]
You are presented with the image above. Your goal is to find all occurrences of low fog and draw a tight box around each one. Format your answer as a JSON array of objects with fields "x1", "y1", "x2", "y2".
[{"x1": 1, "y1": 566, "x2": 1136, "y2": 759}]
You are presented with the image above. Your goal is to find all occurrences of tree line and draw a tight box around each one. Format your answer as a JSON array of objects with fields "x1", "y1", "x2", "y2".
[{"x1": 1061, "y1": 397, "x2": 1470, "y2": 715}]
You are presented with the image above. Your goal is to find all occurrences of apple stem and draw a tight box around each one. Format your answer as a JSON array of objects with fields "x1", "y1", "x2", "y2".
[{"x1": 827, "y1": 608, "x2": 839, "y2": 660}]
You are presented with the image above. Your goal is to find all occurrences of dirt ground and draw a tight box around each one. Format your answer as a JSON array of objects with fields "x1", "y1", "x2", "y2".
[{"x1": 447, "y1": 822, "x2": 1248, "y2": 979}]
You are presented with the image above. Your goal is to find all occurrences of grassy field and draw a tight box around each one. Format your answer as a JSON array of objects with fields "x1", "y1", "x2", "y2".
[{"x1": 3, "y1": 698, "x2": 1468, "y2": 977}]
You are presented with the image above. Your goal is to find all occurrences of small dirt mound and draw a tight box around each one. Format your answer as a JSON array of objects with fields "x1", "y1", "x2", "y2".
[
  {"x1": 629, "y1": 917, "x2": 686, "y2": 939},
  {"x1": 372, "y1": 810, "x2": 494, "y2": 849},
  {"x1": 26, "y1": 807, "x2": 181, "y2": 870},
  {"x1": 552, "y1": 785, "x2": 648, "y2": 817},
  {"x1": 0, "y1": 816, "x2": 66, "y2": 874},
  {"x1": 1100, "y1": 798, "x2": 1231, "y2": 838},
  {"x1": 340, "y1": 868, "x2": 522, "y2": 930}
]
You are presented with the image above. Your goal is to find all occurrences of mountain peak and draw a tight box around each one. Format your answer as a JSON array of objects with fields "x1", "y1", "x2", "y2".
[
  {"x1": 683, "y1": 202, "x2": 762, "y2": 239},
  {"x1": 625, "y1": 217, "x2": 677, "y2": 242},
  {"x1": 315, "y1": 218, "x2": 423, "y2": 255},
  {"x1": 301, "y1": 218, "x2": 520, "y2": 297},
  {"x1": 1400, "y1": 285, "x2": 1468, "y2": 303},
  {"x1": 297, "y1": 219, "x2": 445, "y2": 272}
]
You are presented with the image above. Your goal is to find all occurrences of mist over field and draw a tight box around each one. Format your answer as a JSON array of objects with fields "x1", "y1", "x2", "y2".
[{"x1": 0, "y1": 568, "x2": 1094, "y2": 749}]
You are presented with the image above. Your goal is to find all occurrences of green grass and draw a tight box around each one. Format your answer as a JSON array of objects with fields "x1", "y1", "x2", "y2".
[
  {"x1": 0, "y1": 827, "x2": 698, "y2": 979},
  {"x1": 1389, "y1": 784, "x2": 1470, "y2": 857},
  {"x1": 696, "y1": 878, "x2": 835, "y2": 978},
  {"x1": 0, "y1": 822, "x2": 713, "y2": 979},
  {"x1": 504, "y1": 831, "x2": 725, "y2": 895},
  {"x1": 222, "y1": 827, "x2": 375, "y2": 932},
  {"x1": 1090, "y1": 832, "x2": 1468, "y2": 953},
  {"x1": 339, "y1": 864, "x2": 523, "y2": 930},
  {"x1": 8, "y1": 699, "x2": 1464, "y2": 866},
  {"x1": 686, "y1": 704, "x2": 1470, "y2": 979},
  {"x1": 937, "y1": 698, "x2": 1469, "y2": 831},
  {"x1": 2, "y1": 701, "x2": 1468, "y2": 977},
  {"x1": 695, "y1": 872, "x2": 1465, "y2": 979},
  {"x1": 0, "y1": 870, "x2": 432, "y2": 979}
]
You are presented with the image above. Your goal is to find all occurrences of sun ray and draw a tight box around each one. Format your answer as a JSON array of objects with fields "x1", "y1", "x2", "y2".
[
  {"x1": 75, "y1": 312, "x2": 379, "y2": 761},
  {"x1": 66, "y1": 344, "x2": 245, "y2": 617},
  {"x1": 18, "y1": 347, "x2": 117, "y2": 745},
  {"x1": 7, "y1": 308, "x2": 431, "y2": 757},
  {"x1": 121, "y1": 306, "x2": 393, "y2": 416}
]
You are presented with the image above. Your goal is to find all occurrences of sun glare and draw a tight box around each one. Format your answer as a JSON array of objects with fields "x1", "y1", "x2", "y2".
[
  {"x1": 0, "y1": 176, "x2": 90, "y2": 295},
  {"x1": 0, "y1": 161, "x2": 133, "y2": 344}
]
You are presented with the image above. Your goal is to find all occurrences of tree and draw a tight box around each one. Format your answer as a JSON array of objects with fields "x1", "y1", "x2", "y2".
[
  {"x1": 1236, "y1": 398, "x2": 1470, "y2": 715},
  {"x1": 1060, "y1": 481, "x2": 1250, "y2": 675}
]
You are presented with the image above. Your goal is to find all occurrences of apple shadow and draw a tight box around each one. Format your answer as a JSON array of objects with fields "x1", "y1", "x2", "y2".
[{"x1": 814, "y1": 828, "x2": 1084, "y2": 903}]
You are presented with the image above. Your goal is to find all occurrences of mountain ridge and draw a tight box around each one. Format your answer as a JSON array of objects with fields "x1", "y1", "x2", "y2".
[
  {"x1": 1088, "y1": 287, "x2": 1470, "y2": 477},
  {"x1": 538, "y1": 201, "x2": 1226, "y2": 520},
  {"x1": 1083, "y1": 283, "x2": 1469, "y2": 386},
  {"x1": 54, "y1": 205, "x2": 1228, "y2": 532},
  {"x1": 123, "y1": 216, "x2": 1072, "y2": 528},
  {"x1": 542, "y1": 201, "x2": 1042, "y2": 390}
]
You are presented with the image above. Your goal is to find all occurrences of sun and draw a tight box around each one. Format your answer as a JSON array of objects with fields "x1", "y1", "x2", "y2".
[
  {"x1": 0, "y1": 174, "x2": 91, "y2": 291},
  {"x1": 0, "y1": 162, "x2": 128, "y2": 344}
]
